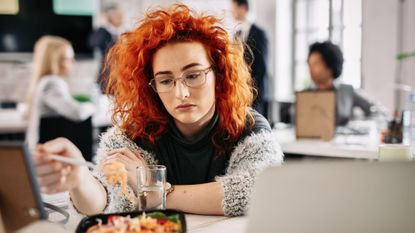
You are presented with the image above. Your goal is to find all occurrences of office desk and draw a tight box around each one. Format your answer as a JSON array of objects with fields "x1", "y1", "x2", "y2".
[
  {"x1": 18, "y1": 209, "x2": 247, "y2": 233},
  {"x1": 0, "y1": 109, "x2": 27, "y2": 133},
  {"x1": 0, "y1": 96, "x2": 112, "y2": 134},
  {"x1": 185, "y1": 214, "x2": 246, "y2": 233},
  {"x1": 275, "y1": 121, "x2": 379, "y2": 160},
  {"x1": 13, "y1": 192, "x2": 247, "y2": 232}
]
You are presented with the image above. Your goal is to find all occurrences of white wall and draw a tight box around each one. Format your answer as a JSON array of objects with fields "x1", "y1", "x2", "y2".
[
  {"x1": 401, "y1": 0, "x2": 415, "y2": 94},
  {"x1": 275, "y1": 0, "x2": 293, "y2": 102},
  {"x1": 362, "y1": 0, "x2": 415, "y2": 111},
  {"x1": 254, "y1": 0, "x2": 276, "y2": 101},
  {"x1": 109, "y1": 0, "x2": 234, "y2": 30}
]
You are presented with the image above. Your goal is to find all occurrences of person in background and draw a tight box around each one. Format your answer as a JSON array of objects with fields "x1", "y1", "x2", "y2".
[
  {"x1": 232, "y1": 0, "x2": 270, "y2": 120},
  {"x1": 307, "y1": 41, "x2": 376, "y2": 125},
  {"x1": 26, "y1": 35, "x2": 95, "y2": 158},
  {"x1": 33, "y1": 5, "x2": 283, "y2": 217},
  {"x1": 89, "y1": 4, "x2": 124, "y2": 93}
]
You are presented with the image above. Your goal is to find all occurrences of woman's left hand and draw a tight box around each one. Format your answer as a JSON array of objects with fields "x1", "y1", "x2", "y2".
[{"x1": 103, "y1": 147, "x2": 147, "y2": 192}]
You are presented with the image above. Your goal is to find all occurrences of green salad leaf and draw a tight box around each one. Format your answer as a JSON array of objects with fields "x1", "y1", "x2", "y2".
[
  {"x1": 73, "y1": 94, "x2": 91, "y2": 103},
  {"x1": 146, "y1": 211, "x2": 180, "y2": 223}
]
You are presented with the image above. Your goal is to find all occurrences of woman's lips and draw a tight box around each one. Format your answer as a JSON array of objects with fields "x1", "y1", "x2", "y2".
[{"x1": 176, "y1": 104, "x2": 196, "y2": 110}]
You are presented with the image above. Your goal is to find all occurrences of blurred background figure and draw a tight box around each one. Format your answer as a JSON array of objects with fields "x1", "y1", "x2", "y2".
[
  {"x1": 26, "y1": 35, "x2": 95, "y2": 161},
  {"x1": 89, "y1": 4, "x2": 124, "y2": 93},
  {"x1": 307, "y1": 41, "x2": 376, "y2": 125},
  {"x1": 231, "y1": 0, "x2": 269, "y2": 120}
]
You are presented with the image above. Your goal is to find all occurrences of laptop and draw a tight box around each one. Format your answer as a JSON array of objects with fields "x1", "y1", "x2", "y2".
[
  {"x1": 246, "y1": 161, "x2": 415, "y2": 233},
  {"x1": 0, "y1": 142, "x2": 47, "y2": 232}
]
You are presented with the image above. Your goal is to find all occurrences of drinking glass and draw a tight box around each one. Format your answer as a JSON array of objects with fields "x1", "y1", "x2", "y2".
[{"x1": 136, "y1": 165, "x2": 166, "y2": 211}]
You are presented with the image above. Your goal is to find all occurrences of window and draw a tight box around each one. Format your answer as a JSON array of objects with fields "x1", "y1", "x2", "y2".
[
  {"x1": 293, "y1": 0, "x2": 362, "y2": 91},
  {"x1": 53, "y1": 0, "x2": 94, "y2": 16},
  {"x1": 0, "y1": 1, "x2": 93, "y2": 57},
  {"x1": 0, "y1": 0, "x2": 18, "y2": 15}
]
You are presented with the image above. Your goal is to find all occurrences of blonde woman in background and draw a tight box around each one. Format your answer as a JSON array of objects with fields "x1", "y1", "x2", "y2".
[{"x1": 26, "y1": 35, "x2": 95, "y2": 159}]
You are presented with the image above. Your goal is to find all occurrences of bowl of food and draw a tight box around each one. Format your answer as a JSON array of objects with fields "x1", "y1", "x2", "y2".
[{"x1": 75, "y1": 209, "x2": 186, "y2": 233}]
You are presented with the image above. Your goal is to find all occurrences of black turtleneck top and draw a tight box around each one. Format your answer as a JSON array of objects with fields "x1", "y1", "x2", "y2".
[{"x1": 134, "y1": 110, "x2": 270, "y2": 185}]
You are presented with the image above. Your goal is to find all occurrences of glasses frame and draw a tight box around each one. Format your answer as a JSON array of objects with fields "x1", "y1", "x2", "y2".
[{"x1": 149, "y1": 67, "x2": 212, "y2": 93}]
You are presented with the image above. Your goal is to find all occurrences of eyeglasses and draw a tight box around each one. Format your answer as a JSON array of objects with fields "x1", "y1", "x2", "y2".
[{"x1": 149, "y1": 67, "x2": 212, "y2": 93}]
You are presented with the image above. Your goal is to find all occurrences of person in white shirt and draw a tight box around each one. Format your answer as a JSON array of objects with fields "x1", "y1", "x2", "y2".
[{"x1": 26, "y1": 36, "x2": 95, "y2": 157}]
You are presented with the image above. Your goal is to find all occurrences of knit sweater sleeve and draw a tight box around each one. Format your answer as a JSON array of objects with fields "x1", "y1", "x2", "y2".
[
  {"x1": 215, "y1": 130, "x2": 284, "y2": 216},
  {"x1": 92, "y1": 127, "x2": 158, "y2": 213}
]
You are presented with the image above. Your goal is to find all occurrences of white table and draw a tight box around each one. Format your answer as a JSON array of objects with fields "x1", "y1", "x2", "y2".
[
  {"x1": 0, "y1": 109, "x2": 27, "y2": 133},
  {"x1": 18, "y1": 210, "x2": 247, "y2": 233},
  {"x1": 275, "y1": 121, "x2": 380, "y2": 160},
  {"x1": 186, "y1": 214, "x2": 246, "y2": 233},
  {"x1": 15, "y1": 192, "x2": 247, "y2": 233},
  {"x1": 0, "y1": 95, "x2": 112, "y2": 134}
]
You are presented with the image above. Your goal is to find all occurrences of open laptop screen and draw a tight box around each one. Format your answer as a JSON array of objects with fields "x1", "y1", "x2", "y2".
[
  {"x1": 246, "y1": 161, "x2": 415, "y2": 233},
  {"x1": 0, "y1": 142, "x2": 46, "y2": 232}
]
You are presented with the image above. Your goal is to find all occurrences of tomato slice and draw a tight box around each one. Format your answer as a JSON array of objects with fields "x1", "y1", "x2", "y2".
[
  {"x1": 108, "y1": 215, "x2": 123, "y2": 224},
  {"x1": 156, "y1": 218, "x2": 168, "y2": 225}
]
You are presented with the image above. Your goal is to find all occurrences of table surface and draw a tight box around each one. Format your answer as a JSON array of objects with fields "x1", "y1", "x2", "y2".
[
  {"x1": 275, "y1": 121, "x2": 380, "y2": 160},
  {"x1": 0, "y1": 109, "x2": 27, "y2": 133},
  {"x1": 13, "y1": 192, "x2": 247, "y2": 233},
  {"x1": 17, "y1": 210, "x2": 247, "y2": 233},
  {"x1": 0, "y1": 95, "x2": 112, "y2": 134}
]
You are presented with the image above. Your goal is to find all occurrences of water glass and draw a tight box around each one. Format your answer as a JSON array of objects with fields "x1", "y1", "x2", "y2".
[{"x1": 136, "y1": 165, "x2": 166, "y2": 211}]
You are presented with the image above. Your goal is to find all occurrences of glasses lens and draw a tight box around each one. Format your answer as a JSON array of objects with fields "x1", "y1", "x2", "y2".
[
  {"x1": 184, "y1": 71, "x2": 205, "y2": 87},
  {"x1": 151, "y1": 68, "x2": 210, "y2": 93},
  {"x1": 153, "y1": 76, "x2": 174, "y2": 92}
]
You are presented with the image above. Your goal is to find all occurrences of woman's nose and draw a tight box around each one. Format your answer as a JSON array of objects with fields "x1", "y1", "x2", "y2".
[{"x1": 174, "y1": 79, "x2": 190, "y2": 99}]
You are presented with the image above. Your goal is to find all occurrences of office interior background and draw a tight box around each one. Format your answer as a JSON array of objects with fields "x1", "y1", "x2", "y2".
[
  {"x1": 1, "y1": 1, "x2": 415, "y2": 232},
  {"x1": 0, "y1": 0, "x2": 414, "y2": 123}
]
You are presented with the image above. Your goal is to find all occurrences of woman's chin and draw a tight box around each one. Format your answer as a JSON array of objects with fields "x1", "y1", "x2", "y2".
[{"x1": 174, "y1": 114, "x2": 200, "y2": 125}]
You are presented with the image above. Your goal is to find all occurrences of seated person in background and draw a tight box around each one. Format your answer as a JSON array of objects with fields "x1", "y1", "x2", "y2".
[
  {"x1": 307, "y1": 41, "x2": 377, "y2": 125},
  {"x1": 33, "y1": 5, "x2": 283, "y2": 216},
  {"x1": 26, "y1": 36, "x2": 95, "y2": 158}
]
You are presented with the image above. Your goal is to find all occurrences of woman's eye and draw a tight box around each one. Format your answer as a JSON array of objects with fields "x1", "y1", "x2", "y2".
[
  {"x1": 185, "y1": 73, "x2": 201, "y2": 80},
  {"x1": 158, "y1": 79, "x2": 173, "y2": 85}
]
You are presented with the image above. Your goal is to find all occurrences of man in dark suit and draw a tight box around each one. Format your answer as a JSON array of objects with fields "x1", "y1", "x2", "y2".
[
  {"x1": 232, "y1": 0, "x2": 269, "y2": 119},
  {"x1": 89, "y1": 4, "x2": 124, "y2": 93}
]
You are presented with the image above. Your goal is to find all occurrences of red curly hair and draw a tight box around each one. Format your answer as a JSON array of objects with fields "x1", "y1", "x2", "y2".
[{"x1": 105, "y1": 4, "x2": 254, "y2": 153}]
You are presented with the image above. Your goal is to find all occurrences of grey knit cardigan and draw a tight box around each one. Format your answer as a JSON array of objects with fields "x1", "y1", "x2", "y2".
[{"x1": 90, "y1": 126, "x2": 283, "y2": 216}]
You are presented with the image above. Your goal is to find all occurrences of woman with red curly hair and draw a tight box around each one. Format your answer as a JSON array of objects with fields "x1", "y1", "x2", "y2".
[{"x1": 33, "y1": 4, "x2": 283, "y2": 216}]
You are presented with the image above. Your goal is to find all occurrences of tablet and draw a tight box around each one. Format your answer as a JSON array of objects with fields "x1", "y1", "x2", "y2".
[{"x1": 0, "y1": 142, "x2": 46, "y2": 232}]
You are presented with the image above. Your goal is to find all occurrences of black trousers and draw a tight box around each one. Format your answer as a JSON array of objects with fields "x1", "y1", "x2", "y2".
[{"x1": 39, "y1": 116, "x2": 93, "y2": 161}]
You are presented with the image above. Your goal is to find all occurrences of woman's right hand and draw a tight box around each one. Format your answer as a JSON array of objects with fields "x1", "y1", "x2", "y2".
[
  {"x1": 103, "y1": 147, "x2": 148, "y2": 193},
  {"x1": 33, "y1": 137, "x2": 90, "y2": 194}
]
